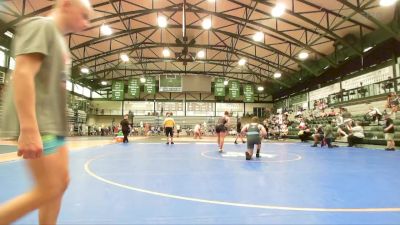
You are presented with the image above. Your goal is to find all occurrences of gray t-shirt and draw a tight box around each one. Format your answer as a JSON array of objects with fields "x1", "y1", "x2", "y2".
[{"x1": 0, "y1": 17, "x2": 70, "y2": 137}]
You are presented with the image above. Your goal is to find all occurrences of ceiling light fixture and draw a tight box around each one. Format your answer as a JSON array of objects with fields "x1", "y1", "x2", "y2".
[
  {"x1": 4, "y1": 31, "x2": 13, "y2": 38},
  {"x1": 380, "y1": 0, "x2": 397, "y2": 6},
  {"x1": 274, "y1": 72, "x2": 282, "y2": 78},
  {"x1": 197, "y1": 50, "x2": 205, "y2": 59},
  {"x1": 298, "y1": 52, "x2": 309, "y2": 60},
  {"x1": 252, "y1": 32, "x2": 264, "y2": 42},
  {"x1": 120, "y1": 54, "x2": 129, "y2": 62},
  {"x1": 363, "y1": 46, "x2": 373, "y2": 52},
  {"x1": 238, "y1": 58, "x2": 246, "y2": 66},
  {"x1": 158, "y1": 16, "x2": 168, "y2": 28},
  {"x1": 202, "y1": 18, "x2": 212, "y2": 30},
  {"x1": 81, "y1": 68, "x2": 90, "y2": 74},
  {"x1": 162, "y1": 48, "x2": 171, "y2": 57},
  {"x1": 271, "y1": 3, "x2": 286, "y2": 17},
  {"x1": 100, "y1": 24, "x2": 112, "y2": 36}
]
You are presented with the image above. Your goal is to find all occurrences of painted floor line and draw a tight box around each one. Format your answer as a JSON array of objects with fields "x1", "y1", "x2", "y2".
[{"x1": 84, "y1": 152, "x2": 400, "y2": 213}]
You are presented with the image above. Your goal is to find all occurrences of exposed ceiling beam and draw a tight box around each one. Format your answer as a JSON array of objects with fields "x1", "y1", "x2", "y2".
[
  {"x1": 75, "y1": 53, "x2": 291, "y2": 88},
  {"x1": 296, "y1": 0, "x2": 375, "y2": 31},
  {"x1": 72, "y1": 37, "x2": 297, "y2": 73},
  {"x1": 252, "y1": 0, "x2": 363, "y2": 55},
  {"x1": 188, "y1": 3, "x2": 337, "y2": 67},
  {"x1": 0, "y1": 0, "x2": 128, "y2": 33},
  {"x1": 337, "y1": 0, "x2": 399, "y2": 38}
]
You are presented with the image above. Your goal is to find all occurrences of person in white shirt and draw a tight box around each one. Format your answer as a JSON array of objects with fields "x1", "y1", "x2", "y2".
[
  {"x1": 176, "y1": 124, "x2": 181, "y2": 137},
  {"x1": 277, "y1": 113, "x2": 283, "y2": 125},
  {"x1": 365, "y1": 105, "x2": 382, "y2": 123},
  {"x1": 313, "y1": 108, "x2": 320, "y2": 118},
  {"x1": 295, "y1": 109, "x2": 303, "y2": 118},
  {"x1": 336, "y1": 113, "x2": 344, "y2": 126},
  {"x1": 280, "y1": 123, "x2": 288, "y2": 139},
  {"x1": 347, "y1": 121, "x2": 364, "y2": 147},
  {"x1": 194, "y1": 124, "x2": 202, "y2": 139}
]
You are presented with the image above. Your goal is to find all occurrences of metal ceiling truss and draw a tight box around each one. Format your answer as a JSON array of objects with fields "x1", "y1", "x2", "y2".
[
  {"x1": 251, "y1": 0, "x2": 363, "y2": 55},
  {"x1": 295, "y1": 0, "x2": 375, "y2": 31},
  {"x1": 0, "y1": 0, "x2": 397, "y2": 95},
  {"x1": 78, "y1": 56, "x2": 285, "y2": 85},
  {"x1": 72, "y1": 42, "x2": 292, "y2": 86},
  {"x1": 91, "y1": 69, "x2": 265, "y2": 87},
  {"x1": 337, "y1": 0, "x2": 399, "y2": 38},
  {"x1": 73, "y1": 39, "x2": 292, "y2": 71},
  {"x1": 70, "y1": 25, "x2": 303, "y2": 75},
  {"x1": 70, "y1": 4, "x2": 339, "y2": 73}
]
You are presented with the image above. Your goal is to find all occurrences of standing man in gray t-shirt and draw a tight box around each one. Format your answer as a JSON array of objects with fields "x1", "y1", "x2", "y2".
[{"x1": 0, "y1": 0, "x2": 92, "y2": 224}]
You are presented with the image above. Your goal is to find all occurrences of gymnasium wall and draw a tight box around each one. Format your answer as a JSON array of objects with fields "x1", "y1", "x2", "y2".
[
  {"x1": 275, "y1": 62, "x2": 399, "y2": 112},
  {"x1": 245, "y1": 103, "x2": 271, "y2": 113},
  {"x1": 87, "y1": 115, "x2": 117, "y2": 127},
  {"x1": 338, "y1": 100, "x2": 387, "y2": 116},
  {"x1": 89, "y1": 101, "x2": 272, "y2": 114},
  {"x1": 91, "y1": 101, "x2": 122, "y2": 115},
  {"x1": 122, "y1": 92, "x2": 272, "y2": 102},
  {"x1": 86, "y1": 102, "x2": 272, "y2": 126}
]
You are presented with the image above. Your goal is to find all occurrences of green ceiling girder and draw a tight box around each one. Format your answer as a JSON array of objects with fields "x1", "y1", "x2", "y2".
[
  {"x1": 277, "y1": 5, "x2": 400, "y2": 93},
  {"x1": 337, "y1": 0, "x2": 399, "y2": 38}
]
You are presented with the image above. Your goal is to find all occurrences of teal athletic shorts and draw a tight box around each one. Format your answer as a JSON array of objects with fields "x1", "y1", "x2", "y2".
[{"x1": 41, "y1": 134, "x2": 66, "y2": 155}]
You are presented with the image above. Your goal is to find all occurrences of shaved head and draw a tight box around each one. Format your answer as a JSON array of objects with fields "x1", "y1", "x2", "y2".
[
  {"x1": 56, "y1": 0, "x2": 92, "y2": 9},
  {"x1": 52, "y1": 0, "x2": 92, "y2": 33}
]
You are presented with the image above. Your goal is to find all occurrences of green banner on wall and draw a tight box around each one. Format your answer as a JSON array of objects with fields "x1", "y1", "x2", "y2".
[
  {"x1": 229, "y1": 80, "x2": 240, "y2": 99},
  {"x1": 144, "y1": 77, "x2": 156, "y2": 94},
  {"x1": 214, "y1": 78, "x2": 225, "y2": 97},
  {"x1": 243, "y1": 84, "x2": 254, "y2": 103},
  {"x1": 128, "y1": 78, "x2": 140, "y2": 98},
  {"x1": 112, "y1": 80, "x2": 124, "y2": 100}
]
